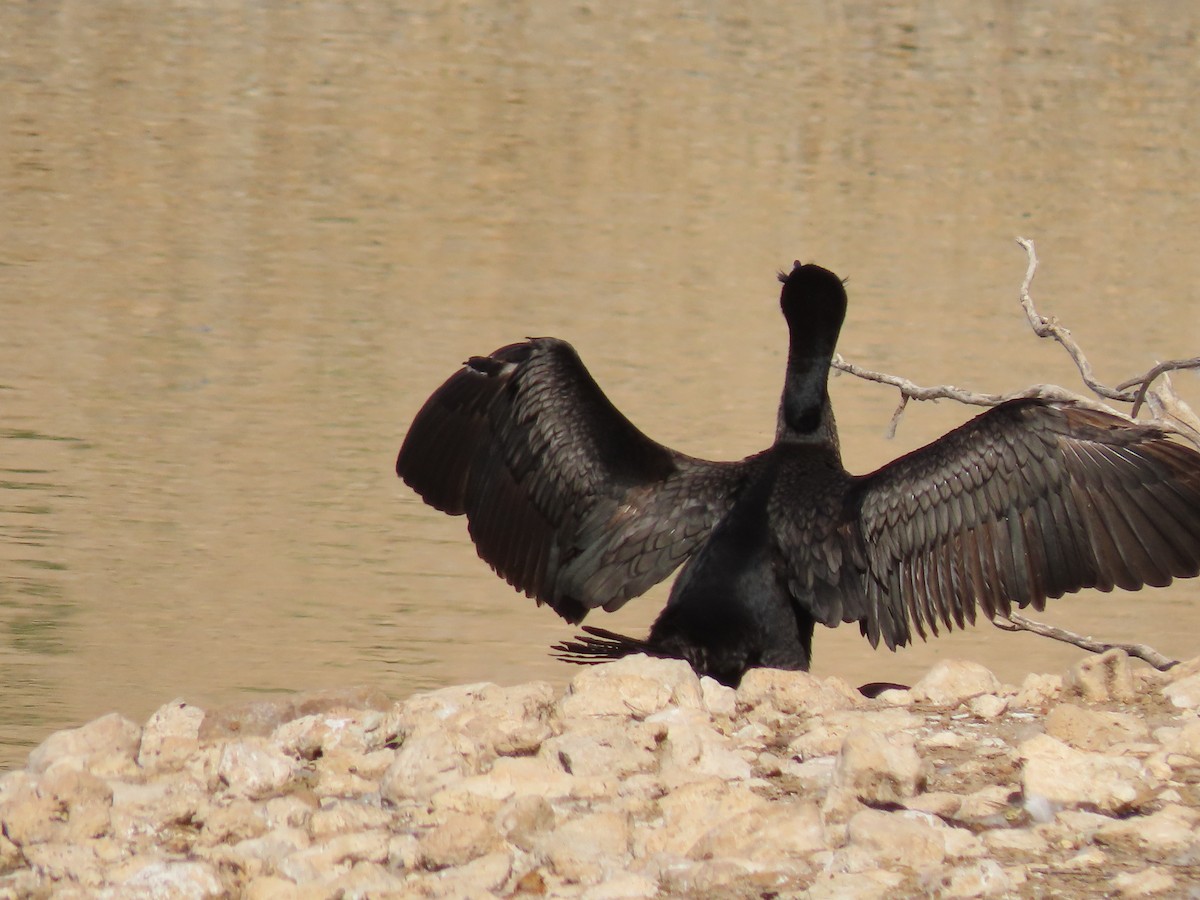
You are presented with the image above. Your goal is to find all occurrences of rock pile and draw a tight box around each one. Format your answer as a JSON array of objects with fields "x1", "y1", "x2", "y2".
[{"x1": 2, "y1": 649, "x2": 1199, "y2": 898}]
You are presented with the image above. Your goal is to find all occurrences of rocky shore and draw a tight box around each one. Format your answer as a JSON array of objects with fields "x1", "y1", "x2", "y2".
[{"x1": 1, "y1": 649, "x2": 1199, "y2": 898}]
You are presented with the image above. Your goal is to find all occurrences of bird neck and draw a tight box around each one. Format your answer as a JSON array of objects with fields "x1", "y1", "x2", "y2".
[{"x1": 775, "y1": 334, "x2": 841, "y2": 455}]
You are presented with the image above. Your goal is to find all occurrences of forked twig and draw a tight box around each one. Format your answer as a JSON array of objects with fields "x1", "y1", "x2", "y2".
[
  {"x1": 835, "y1": 239, "x2": 1196, "y2": 667},
  {"x1": 992, "y1": 612, "x2": 1178, "y2": 671}
]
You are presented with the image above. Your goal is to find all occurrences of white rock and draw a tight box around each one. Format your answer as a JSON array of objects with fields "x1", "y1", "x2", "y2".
[
  {"x1": 217, "y1": 739, "x2": 296, "y2": 800},
  {"x1": 540, "y1": 719, "x2": 664, "y2": 779},
  {"x1": 27, "y1": 713, "x2": 141, "y2": 777},
  {"x1": 846, "y1": 808, "x2": 946, "y2": 871},
  {"x1": 1163, "y1": 672, "x2": 1200, "y2": 710},
  {"x1": 1019, "y1": 734, "x2": 1158, "y2": 815},
  {"x1": 687, "y1": 799, "x2": 824, "y2": 861},
  {"x1": 537, "y1": 810, "x2": 630, "y2": 883},
  {"x1": 1044, "y1": 703, "x2": 1150, "y2": 751},
  {"x1": 1064, "y1": 649, "x2": 1135, "y2": 703},
  {"x1": 832, "y1": 728, "x2": 923, "y2": 804},
  {"x1": 138, "y1": 700, "x2": 205, "y2": 773},
  {"x1": 559, "y1": 655, "x2": 703, "y2": 719},
  {"x1": 105, "y1": 860, "x2": 224, "y2": 899},
  {"x1": 911, "y1": 660, "x2": 1000, "y2": 706}
]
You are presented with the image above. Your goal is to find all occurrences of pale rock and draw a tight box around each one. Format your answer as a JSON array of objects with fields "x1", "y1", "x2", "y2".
[
  {"x1": 105, "y1": 859, "x2": 224, "y2": 899},
  {"x1": 736, "y1": 668, "x2": 864, "y2": 724},
  {"x1": 1162, "y1": 672, "x2": 1200, "y2": 710},
  {"x1": 910, "y1": 660, "x2": 1000, "y2": 707},
  {"x1": 231, "y1": 826, "x2": 310, "y2": 871},
  {"x1": 27, "y1": 712, "x2": 141, "y2": 777},
  {"x1": 636, "y1": 779, "x2": 767, "y2": 857},
  {"x1": 1064, "y1": 649, "x2": 1135, "y2": 703},
  {"x1": 790, "y1": 708, "x2": 922, "y2": 760},
  {"x1": 1061, "y1": 846, "x2": 1109, "y2": 869},
  {"x1": 1093, "y1": 804, "x2": 1200, "y2": 861},
  {"x1": 108, "y1": 777, "x2": 207, "y2": 847},
  {"x1": 450, "y1": 755, "x2": 575, "y2": 804},
  {"x1": 243, "y1": 874, "x2": 328, "y2": 900},
  {"x1": 418, "y1": 810, "x2": 503, "y2": 869},
  {"x1": 1019, "y1": 733, "x2": 1158, "y2": 815},
  {"x1": 903, "y1": 791, "x2": 961, "y2": 819},
  {"x1": 967, "y1": 693, "x2": 1008, "y2": 719},
  {"x1": 198, "y1": 797, "x2": 268, "y2": 846},
  {"x1": 656, "y1": 857, "x2": 774, "y2": 896},
  {"x1": 687, "y1": 799, "x2": 824, "y2": 861},
  {"x1": 1045, "y1": 703, "x2": 1150, "y2": 751},
  {"x1": 559, "y1": 655, "x2": 703, "y2": 719},
  {"x1": 0, "y1": 767, "x2": 113, "y2": 846},
  {"x1": 540, "y1": 719, "x2": 665, "y2": 779},
  {"x1": 1157, "y1": 719, "x2": 1200, "y2": 758},
  {"x1": 538, "y1": 810, "x2": 630, "y2": 883},
  {"x1": 832, "y1": 728, "x2": 923, "y2": 805},
  {"x1": 20, "y1": 840, "x2": 108, "y2": 888},
  {"x1": 494, "y1": 794, "x2": 555, "y2": 852},
  {"x1": 650, "y1": 706, "x2": 751, "y2": 783},
  {"x1": 874, "y1": 688, "x2": 914, "y2": 707},
  {"x1": 380, "y1": 727, "x2": 485, "y2": 803},
  {"x1": 1111, "y1": 866, "x2": 1178, "y2": 897},
  {"x1": 804, "y1": 869, "x2": 905, "y2": 899},
  {"x1": 138, "y1": 700, "x2": 205, "y2": 773},
  {"x1": 779, "y1": 755, "x2": 837, "y2": 793},
  {"x1": 922, "y1": 729, "x2": 968, "y2": 750},
  {"x1": 581, "y1": 871, "x2": 659, "y2": 899},
  {"x1": 261, "y1": 792, "x2": 317, "y2": 831},
  {"x1": 324, "y1": 864, "x2": 412, "y2": 897},
  {"x1": 935, "y1": 859, "x2": 1016, "y2": 898},
  {"x1": 955, "y1": 785, "x2": 1015, "y2": 825},
  {"x1": 199, "y1": 686, "x2": 392, "y2": 741},
  {"x1": 217, "y1": 739, "x2": 297, "y2": 800},
  {"x1": 274, "y1": 829, "x2": 391, "y2": 884},
  {"x1": 388, "y1": 832, "x2": 420, "y2": 870},
  {"x1": 1013, "y1": 672, "x2": 1062, "y2": 709},
  {"x1": 700, "y1": 677, "x2": 737, "y2": 719},
  {"x1": 425, "y1": 849, "x2": 511, "y2": 897},
  {"x1": 271, "y1": 709, "x2": 397, "y2": 760},
  {"x1": 310, "y1": 747, "x2": 392, "y2": 797},
  {"x1": 308, "y1": 799, "x2": 394, "y2": 838},
  {"x1": 982, "y1": 827, "x2": 1048, "y2": 854},
  {"x1": 846, "y1": 808, "x2": 947, "y2": 871}
]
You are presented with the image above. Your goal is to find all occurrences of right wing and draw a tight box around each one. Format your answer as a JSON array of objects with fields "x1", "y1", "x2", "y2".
[{"x1": 396, "y1": 338, "x2": 763, "y2": 622}]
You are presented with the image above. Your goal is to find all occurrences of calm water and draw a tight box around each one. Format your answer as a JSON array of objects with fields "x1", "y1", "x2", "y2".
[{"x1": 2, "y1": 1, "x2": 1199, "y2": 768}]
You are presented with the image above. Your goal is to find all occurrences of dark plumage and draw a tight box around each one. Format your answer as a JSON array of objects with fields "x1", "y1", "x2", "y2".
[{"x1": 396, "y1": 262, "x2": 1200, "y2": 686}]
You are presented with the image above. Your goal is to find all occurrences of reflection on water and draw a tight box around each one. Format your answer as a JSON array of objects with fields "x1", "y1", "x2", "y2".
[{"x1": 1, "y1": 1, "x2": 1199, "y2": 768}]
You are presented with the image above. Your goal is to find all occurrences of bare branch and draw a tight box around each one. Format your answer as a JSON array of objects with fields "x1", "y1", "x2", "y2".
[
  {"x1": 831, "y1": 238, "x2": 1200, "y2": 452},
  {"x1": 992, "y1": 612, "x2": 1179, "y2": 671}
]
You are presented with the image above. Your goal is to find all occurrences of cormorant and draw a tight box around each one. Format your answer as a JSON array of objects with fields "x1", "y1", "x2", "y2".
[{"x1": 396, "y1": 262, "x2": 1200, "y2": 686}]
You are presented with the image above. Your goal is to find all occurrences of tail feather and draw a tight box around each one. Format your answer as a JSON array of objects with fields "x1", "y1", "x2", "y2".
[{"x1": 551, "y1": 626, "x2": 657, "y2": 666}]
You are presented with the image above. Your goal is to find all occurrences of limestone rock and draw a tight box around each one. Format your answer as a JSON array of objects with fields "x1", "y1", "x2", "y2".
[
  {"x1": 27, "y1": 712, "x2": 141, "y2": 777},
  {"x1": 1019, "y1": 733, "x2": 1158, "y2": 816},
  {"x1": 1064, "y1": 649, "x2": 1135, "y2": 703},
  {"x1": 216, "y1": 739, "x2": 297, "y2": 800},
  {"x1": 736, "y1": 668, "x2": 864, "y2": 723},
  {"x1": 1162, "y1": 672, "x2": 1200, "y2": 710},
  {"x1": 559, "y1": 655, "x2": 703, "y2": 719},
  {"x1": 1044, "y1": 703, "x2": 1151, "y2": 751},
  {"x1": 138, "y1": 700, "x2": 205, "y2": 773},
  {"x1": 418, "y1": 810, "x2": 503, "y2": 869},
  {"x1": 832, "y1": 728, "x2": 924, "y2": 805},
  {"x1": 687, "y1": 799, "x2": 824, "y2": 861},
  {"x1": 537, "y1": 810, "x2": 630, "y2": 883},
  {"x1": 846, "y1": 808, "x2": 947, "y2": 871},
  {"x1": 911, "y1": 660, "x2": 1000, "y2": 707}
]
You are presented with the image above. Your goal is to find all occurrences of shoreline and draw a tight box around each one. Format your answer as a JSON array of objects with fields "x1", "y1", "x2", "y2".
[{"x1": 1, "y1": 649, "x2": 1198, "y2": 898}]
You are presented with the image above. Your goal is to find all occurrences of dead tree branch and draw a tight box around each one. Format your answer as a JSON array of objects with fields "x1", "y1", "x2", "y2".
[
  {"x1": 833, "y1": 239, "x2": 1198, "y2": 668},
  {"x1": 992, "y1": 612, "x2": 1179, "y2": 671}
]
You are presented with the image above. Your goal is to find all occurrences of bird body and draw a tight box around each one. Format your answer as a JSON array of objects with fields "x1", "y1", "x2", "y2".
[{"x1": 396, "y1": 263, "x2": 1200, "y2": 686}]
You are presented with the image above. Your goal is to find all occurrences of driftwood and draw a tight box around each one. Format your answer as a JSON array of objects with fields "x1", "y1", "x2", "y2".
[{"x1": 834, "y1": 239, "x2": 1200, "y2": 671}]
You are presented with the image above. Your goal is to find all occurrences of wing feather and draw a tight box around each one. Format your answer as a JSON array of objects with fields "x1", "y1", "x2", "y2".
[
  {"x1": 397, "y1": 338, "x2": 759, "y2": 622},
  {"x1": 854, "y1": 399, "x2": 1200, "y2": 647}
]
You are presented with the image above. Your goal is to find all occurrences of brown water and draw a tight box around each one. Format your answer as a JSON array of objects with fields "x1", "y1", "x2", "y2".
[{"x1": 2, "y1": 1, "x2": 1200, "y2": 769}]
